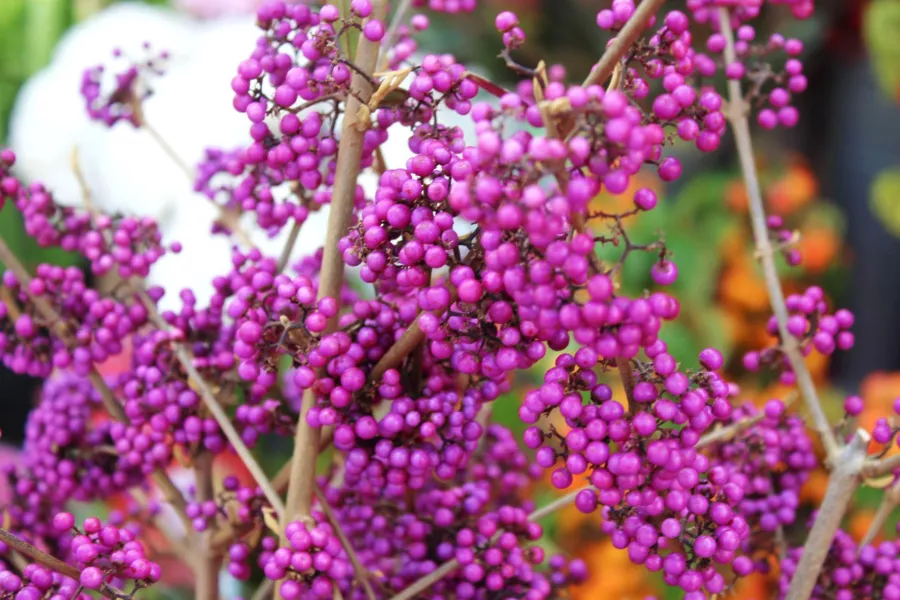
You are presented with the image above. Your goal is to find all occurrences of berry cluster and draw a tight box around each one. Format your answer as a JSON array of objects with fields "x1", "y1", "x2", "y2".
[
  {"x1": 81, "y1": 44, "x2": 169, "y2": 127},
  {"x1": 0, "y1": 265, "x2": 148, "y2": 378},
  {"x1": 744, "y1": 286, "x2": 855, "y2": 381},
  {"x1": 0, "y1": 151, "x2": 172, "y2": 279},
  {"x1": 0, "y1": 0, "x2": 878, "y2": 598}
]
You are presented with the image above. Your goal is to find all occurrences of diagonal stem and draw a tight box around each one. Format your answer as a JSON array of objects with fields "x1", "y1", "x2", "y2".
[
  {"x1": 784, "y1": 430, "x2": 869, "y2": 600},
  {"x1": 717, "y1": 7, "x2": 839, "y2": 461},
  {"x1": 581, "y1": 0, "x2": 668, "y2": 88},
  {"x1": 860, "y1": 478, "x2": 900, "y2": 548},
  {"x1": 139, "y1": 291, "x2": 285, "y2": 516},
  {"x1": 0, "y1": 527, "x2": 127, "y2": 599},
  {"x1": 314, "y1": 485, "x2": 377, "y2": 600}
]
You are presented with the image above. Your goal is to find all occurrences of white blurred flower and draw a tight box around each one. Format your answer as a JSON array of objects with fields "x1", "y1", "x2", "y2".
[{"x1": 10, "y1": 3, "x2": 479, "y2": 309}]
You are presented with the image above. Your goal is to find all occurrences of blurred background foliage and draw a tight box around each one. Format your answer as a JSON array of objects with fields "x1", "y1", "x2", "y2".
[{"x1": 2, "y1": 0, "x2": 900, "y2": 598}]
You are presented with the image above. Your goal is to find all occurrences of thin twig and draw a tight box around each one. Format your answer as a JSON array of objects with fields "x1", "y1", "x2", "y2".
[
  {"x1": 581, "y1": 0, "x2": 668, "y2": 88},
  {"x1": 378, "y1": 0, "x2": 414, "y2": 71},
  {"x1": 387, "y1": 486, "x2": 588, "y2": 600},
  {"x1": 865, "y1": 453, "x2": 900, "y2": 478},
  {"x1": 277, "y1": 218, "x2": 302, "y2": 274},
  {"x1": 282, "y1": 0, "x2": 389, "y2": 533},
  {"x1": 0, "y1": 527, "x2": 127, "y2": 599},
  {"x1": 194, "y1": 452, "x2": 220, "y2": 600},
  {"x1": 696, "y1": 411, "x2": 767, "y2": 448},
  {"x1": 314, "y1": 485, "x2": 377, "y2": 600},
  {"x1": 370, "y1": 314, "x2": 426, "y2": 383},
  {"x1": 717, "y1": 7, "x2": 839, "y2": 461},
  {"x1": 860, "y1": 478, "x2": 900, "y2": 548},
  {"x1": 784, "y1": 430, "x2": 869, "y2": 600},
  {"x1": 697, "y1": 394, "x2": 797, "y2": 448},
  {"x1": 250, "y1": 579, "x2": 274, "y2": 600}
]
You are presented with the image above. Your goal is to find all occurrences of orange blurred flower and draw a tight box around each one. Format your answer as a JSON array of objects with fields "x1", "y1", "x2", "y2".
[
  {"x1": 797, "y1": 227, "x2": 840, "y2": 274},
  {"x1": 767, "y1": 162, "x2": 818, "y2": 215},
  {"x1": 571, "y1": 540, "x2": 657, "y2": 600}
]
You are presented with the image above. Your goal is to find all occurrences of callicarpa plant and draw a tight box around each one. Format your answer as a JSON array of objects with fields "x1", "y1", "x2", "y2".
[{"x1": 0, "y1": 0, "x2": 895, "y2": 599}]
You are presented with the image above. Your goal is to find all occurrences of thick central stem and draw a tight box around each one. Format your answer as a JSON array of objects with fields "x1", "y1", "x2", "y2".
[
  {"x1": 717, "y1": 7, "x2": 839, "y2": 460},
  {"x1": 282, "y1": 0, "x2": 389, "y2": 529},
  {"x1": 785, "y1": 430, "x2": 868, "y2": 600}
]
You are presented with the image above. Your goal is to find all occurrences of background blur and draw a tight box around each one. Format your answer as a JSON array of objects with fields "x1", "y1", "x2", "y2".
[{"x1": 2, "y1": 0, "x2": 900, "y2": 598}]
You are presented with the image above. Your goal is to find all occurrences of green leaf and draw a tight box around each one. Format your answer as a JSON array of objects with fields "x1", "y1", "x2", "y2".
[
  {"x1": 24, "y1": 0, "x2": 71, "y2": 74},
  {"x1": 0, "y1": 207, "x2": 83, "y2": 276},
  {"x1": 870, "y1": 167, "x2": 900, "y2": 237},
  {"x1": 864, "y1": 0, "x2": 900, "y2": 102}
]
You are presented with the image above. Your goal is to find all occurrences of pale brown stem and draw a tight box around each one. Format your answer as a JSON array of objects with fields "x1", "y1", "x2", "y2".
[
  {"x1": 0, "y1": 527, "x2": 126, "y2": 599},
  {"x1": 0, "y1": 234, "x2": 192, "y2": 533},
  {"x1": 697, "y1": 394, "x2": 796, "y2": 449},
  {"x1": 250, "y1": 579, "x2": 274, "y2": 600},
  {"x1": 134, "y1": 288, "x2": 283, "y2": 514},
  {"x1": 717, "y1": 7, "x2": 839, "y2": 460},
  {"x1": 387, "y1": 486, "x2": 588, "y2": 600},
  {"x1": 785, "y1": 430, "x2": 869, "y2": 600},
  {"x1": 378, "y1": 0, "x2": 414, "y2": 71},
  {"x1": 282, "y1": 0, "x2": 389, "y2": 532},
  {"x1": 616, "y1": 358, "x2": 637, "y2": 414},
  {"x1": 194, "y1": 452, "x2": 220, "y2": 600},
  {"x1": 276, "y1": 218, "x2": 302, "y2": 273},
  {"x1": 273, "y1": 430, "x2": 334, "y2": 494},
  {"x1": 697, "y1": 411, "x2": 766, "y2": 448},
  {"x1": 313, "y1": 485, "x2": 376, "y2": 600},
  {"x1": 865, "y1": 453, "x2": 900, "y2": 478},
  {"x1": 860, "y1": 479, "x2": 900, "y2": 548},
  {"x1": 581, "y1": 0, "x2": 668, "y2": 88}
]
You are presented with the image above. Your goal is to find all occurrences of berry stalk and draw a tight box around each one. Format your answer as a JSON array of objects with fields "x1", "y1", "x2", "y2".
[{"x1": 581, "y1": 0, "x2": 668, "y2": 89}]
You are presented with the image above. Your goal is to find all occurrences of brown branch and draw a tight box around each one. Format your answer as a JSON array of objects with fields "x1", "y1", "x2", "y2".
[
  {"x1": 282, "y1": 0, "x2": 389, "y2": 533},
  {"x1": 717, "y1": 7, "x2": 839, "y2": 461},
  {"x1": 865, "y1": 453, "x2": 900, "y2": 479},
  {"x1": 250, "y1": 578, "x2": 274, "y2": 600},
  {"x1": 784, "y1": 430, "x2": 869, "y2": 600},
  {"x1": 276, "y1": 9, "x2": 387, "y2": 576},
  {"x1": 194, "y1": 452, "x2": 220, "y2": 600},
  {"x1": 313, "y1": 485, "x2": 376, "y2": 600},
  {"x1": 616, "y1": 358, "x2": 638, "y2": 414},
  {"x1": 378, "y1": 0, "x2": 414, "y2": 71},
  {"x1": 860, "y1": 478, "x2": 900, "y2": 548},
  {"x1": 0, "y1": 527, "x2": 127, "y2": 599},
  {"x1": 697, "y1": 394, "x2": 797, "y2": 448},
  {"x1": 581, "y1": 0, "x2": 668, "y2": 88}
]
